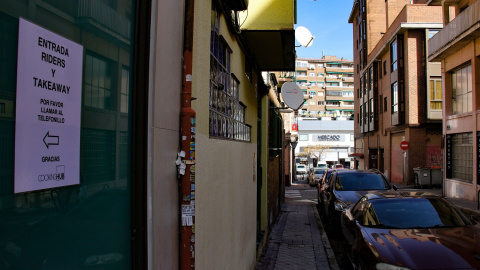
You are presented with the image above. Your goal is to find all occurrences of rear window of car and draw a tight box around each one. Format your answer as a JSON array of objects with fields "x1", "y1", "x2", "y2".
[
  {"x1": 371, "y1": 198, "x2": 472, "y2": 229},
  {"x1": 335, "y1": 173, "x2": 390, "y2": 191},
  {"x1": 314, "y1": 169, "x2": 325, "y2": 174}
]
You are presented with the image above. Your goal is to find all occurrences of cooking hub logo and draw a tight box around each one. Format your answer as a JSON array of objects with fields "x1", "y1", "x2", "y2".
[{"x1": 38, "y1": 165, "x2": 65, "y2": 182}]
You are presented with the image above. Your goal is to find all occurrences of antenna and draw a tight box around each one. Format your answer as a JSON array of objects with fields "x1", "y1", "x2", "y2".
[{"x1": 295, "y1": 26, "x2": 314, "y2": 48}]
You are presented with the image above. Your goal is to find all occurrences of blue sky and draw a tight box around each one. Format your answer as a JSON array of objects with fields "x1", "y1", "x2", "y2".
[{"x1": 295, "y1": 0, "x2": 354, "y2": 60}]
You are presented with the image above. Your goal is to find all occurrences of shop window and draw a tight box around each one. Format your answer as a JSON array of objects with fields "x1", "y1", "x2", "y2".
[{"x1": 451, "y1": 133, "x2": 473, "y2": 182}]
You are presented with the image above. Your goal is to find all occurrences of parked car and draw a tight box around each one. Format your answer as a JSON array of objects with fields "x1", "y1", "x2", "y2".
[
  {"x1": 334, "y1": 164, "x2": 344, "y2": 169},
  {"x1": 307, "y1": 167, "x2": 326, "y2": 187},
  {"x1": 296, "y1": 164, "x2": 307, "y2": 175},
  {"x1": 317, "y1": 169, "x2": 396, "y2": 230},
  {"x1": 341, "y1": 191, "x2": 480, "y2": 270}
]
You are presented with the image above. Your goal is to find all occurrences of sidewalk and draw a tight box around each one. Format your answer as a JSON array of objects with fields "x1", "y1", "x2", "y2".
[{"x1": 254, "y1": 182, "x2": 339, "y2": 270}]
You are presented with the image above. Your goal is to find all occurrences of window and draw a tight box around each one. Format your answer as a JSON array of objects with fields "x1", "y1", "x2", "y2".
[
  {"x1": 430, "y1": 78, "x2": 442, "y2": 110},
  {"x1": 310, "y1": 72, "x2": 316, "y2": 77},
  {"x1": 309, "y1": 64, "x2": 315, "y2": 69},
  {"x1": 318, "y1": 92, "x2": 324, "y2": 96},
  {"x1": 297, "y1": 72, "x2": 307, "y2": 77},
  {"x1": 120, "y1": 67, "x2": 130, "y2": 114},
  {"x1": 384, "y1": 97, "x2": 387, "y2": 112},
  {"x1": 318, "y1": 73, "x2": 325, "y2": 77},
  {"x1": 326, "y1": 82, "x2": 340, "y2": 86},
  {"x1": 428, "y1": 30, "x2": 439, "y2": 40},
  {"x1": 309, "y1": 91, "x2": 316, "y2": 98},
  {"x1": 343, "y1": 91, "x2": 354, "y2": 97},
  {"x1": 383, "y1": 60, "x2": 387, "y2": 75},
  {"x1": 310, "y1": 81, "x2": 316, "y2": 86},
  {"x1": 318, "y1": 82, "x2": 324, "y2": 87},
  {"x1": 392, "y1": 82, "x2": 398, "y2": 114},
  {"x1": 452, "y1": 65, "x2": 472, "y2": 115},
  {"x1": 309, "y1": 101, "x2": 316, "y2": 105},
  {"x1": 344, "y1": 101, "x2": 354, "y2": 106},
  {"x1": 299, "y1": 134, "x2": 309, "y2": 141},
  {"x1": 318, "y1": 101, "x2": 324, "y2": 105},
  {"x1": 210, "y1": 6, "x2": 249, "y2": 141},
  {"x1": 318, "y1": 64, "x2": 324, "y2": 68},
  {"x1": 84, "y1": 54, "x2": 113, "y2": 110},
  {"x1": 390, "y1": 39, "x2": 397, "y2": 72},
  {"x1": 451, "y1": 133, "x2": 473, "y2": 182},
  {"x1": 369, "y1": 98, "x2": 374, "y2": 123},
  {"x1": 326, "y1": 101, "x2": 340, "y2": 106}
]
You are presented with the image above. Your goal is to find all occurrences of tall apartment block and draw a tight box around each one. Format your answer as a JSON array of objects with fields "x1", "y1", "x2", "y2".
[
  {"x1": 284, "y1": 56, "x2": 355, "y2": 118},
  {"x1": 348, "y1": 0, "x2": 444, "y2": 184},
  {"x1": 427, "y1": 0, "x2": 480, "y2": 202}
]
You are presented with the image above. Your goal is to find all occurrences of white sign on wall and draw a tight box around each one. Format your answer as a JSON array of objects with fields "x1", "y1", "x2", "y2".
[{"x1": 14, "y1": 18, "x2": 83, "y2": 193}]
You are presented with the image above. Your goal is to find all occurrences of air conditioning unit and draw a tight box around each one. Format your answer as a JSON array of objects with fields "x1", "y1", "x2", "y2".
[{"x1": 226, "y1": 0, "x2": 248, "y2": 11}]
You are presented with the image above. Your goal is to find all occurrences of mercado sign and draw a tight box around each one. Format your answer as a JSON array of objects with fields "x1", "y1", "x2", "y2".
[
  {"x1": 312, "y1": 134, "x2": 345, "y2": 142},
  {"x1": 14, "y1": 18, "x2": 83, "y2": 193}
]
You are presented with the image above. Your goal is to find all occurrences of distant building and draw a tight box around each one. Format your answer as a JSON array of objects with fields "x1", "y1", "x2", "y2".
[
  {"x1": 427, "y1": 0, "x2": 480, "y2": 202},
  {"x1": 348, "y1": 0, "x2": 444, "y2": 184},
  {"x1": 296, "y1": 117, "x2": 355, "y2": 169}
]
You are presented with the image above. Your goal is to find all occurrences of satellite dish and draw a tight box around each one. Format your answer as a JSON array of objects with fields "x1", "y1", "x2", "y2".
[
  {"x1": 295, "y1": 26, "x2": 314, "y2": 47},
  {"x1": 281, "y1": 82, "x2": 305, "y2": 110}
]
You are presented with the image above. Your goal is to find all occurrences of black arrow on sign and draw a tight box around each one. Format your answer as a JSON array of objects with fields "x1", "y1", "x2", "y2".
[{"x1": 43, "y1": 131, "x2": 59, "y2": 149}]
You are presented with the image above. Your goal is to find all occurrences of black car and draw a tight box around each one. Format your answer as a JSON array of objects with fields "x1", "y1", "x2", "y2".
[
  {"x1": 317, "y1": 169, "x2": 396, "y2": 230},
  {"x1": 341, "y1": 191, "x2": 480, "y2": 270}
]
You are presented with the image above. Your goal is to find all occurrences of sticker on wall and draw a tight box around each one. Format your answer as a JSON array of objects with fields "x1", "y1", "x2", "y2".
[
  {"x1": 190, "y1": 151, "x2": 195, "y2": 160},
  {"x1": 190, "y1": 191, "x2": 195, "y2": 200},
  {"x1": 191, "y1": 183, "x2": 195, "y2": 191},
  {"x1": 190, "y1": 117, "x2": 196, "y2": 126}
]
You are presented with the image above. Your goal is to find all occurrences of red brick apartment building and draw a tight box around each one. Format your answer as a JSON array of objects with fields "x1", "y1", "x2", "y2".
[
  {"x1": 348, "y1": 0, "x2": 444, "y2": 184},
  {"x1": 427, "y1": 0, "x2": 480, "y2": 202}
]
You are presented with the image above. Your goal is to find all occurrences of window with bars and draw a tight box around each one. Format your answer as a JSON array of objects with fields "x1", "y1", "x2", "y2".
[
  {"x1": 209, "y1": 5, "x2": 250, "y2": 141},
  {"x1": 451, "y1": 133, "x2": 473, "y2": 182}
]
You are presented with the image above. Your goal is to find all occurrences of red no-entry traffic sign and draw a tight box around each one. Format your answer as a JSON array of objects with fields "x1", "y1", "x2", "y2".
[{"x1": 400, "y1": 141, "x2": 409, "y2": 150}]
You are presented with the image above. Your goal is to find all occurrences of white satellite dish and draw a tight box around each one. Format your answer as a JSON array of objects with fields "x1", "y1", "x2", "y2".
[
  {"x1": 281, "y1": 82, "x2": 305, "y2": 110},
  {"x1": 295, "y1": 26, "x2": 314, "y2": 47}
]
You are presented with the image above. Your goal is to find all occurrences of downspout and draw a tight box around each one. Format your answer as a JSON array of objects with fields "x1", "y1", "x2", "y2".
[{"x1": 180, "y1": 0, "x2": 195, "y2": 268}]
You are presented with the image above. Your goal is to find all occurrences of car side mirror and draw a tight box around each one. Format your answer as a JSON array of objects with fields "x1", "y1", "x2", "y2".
[{"x1": 393, "y1": 184, "x2": 398, "y2": 191}]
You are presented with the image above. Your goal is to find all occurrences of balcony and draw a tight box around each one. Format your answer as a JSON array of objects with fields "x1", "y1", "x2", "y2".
[
  {"x1": 77, "y1": 0, "x2": 131, "y2": 44},
  {"x1": 428, "y1": 0, "x2": 480, "y2": 62},
  {"x1": 325, "y1": 86, "x2": 354, "y2": 91},
  {"x1": 325, "y1": 67, "x2": 354, "y2": 73},
  {"x1": 239, "y1": 0, "x2": 296, "y2": 71}
]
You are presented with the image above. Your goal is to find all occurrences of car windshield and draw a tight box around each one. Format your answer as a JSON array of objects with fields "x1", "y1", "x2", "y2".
[
  {"x1": 335, "y1": 173, "x2": 389, "y2": 191},
  {"x1": 371, "y1": 198, "x2": 472, "y2": 229}
]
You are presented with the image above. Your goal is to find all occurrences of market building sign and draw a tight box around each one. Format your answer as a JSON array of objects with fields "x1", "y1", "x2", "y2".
[
  {"x1": 312, "y1": 134, "x2": 345, "y2": 142},
  {"x1": 14, "y1": 18, "x2": 83, "y2": 193}
]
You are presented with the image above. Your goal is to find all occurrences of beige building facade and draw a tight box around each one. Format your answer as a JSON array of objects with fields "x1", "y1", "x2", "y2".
[{"x1": 428, "y1": 0, "x2": 480, "y2": 202}]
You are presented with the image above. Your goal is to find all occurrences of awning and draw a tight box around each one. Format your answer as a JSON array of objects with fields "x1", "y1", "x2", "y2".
[{"x1": 349, "y1": 153, "x2": 364, "y2": 158}]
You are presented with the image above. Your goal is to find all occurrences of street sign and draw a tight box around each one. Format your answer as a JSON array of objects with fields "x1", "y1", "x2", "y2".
[
  {"x1": 14, "y1": 18, "x2": 83, "y2": 193},
  {"x1": 400, "y1": 141, "x2": 410, "y2": 151}
]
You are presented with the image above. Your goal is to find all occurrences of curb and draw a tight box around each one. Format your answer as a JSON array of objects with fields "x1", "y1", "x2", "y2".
[{"x1": 313, "y1": 205, "x2": 340, "y2": 270}]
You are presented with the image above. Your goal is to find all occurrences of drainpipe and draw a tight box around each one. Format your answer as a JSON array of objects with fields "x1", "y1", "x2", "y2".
[{"x1": 180, "y1": 0, "x2": 195, "y2": 268}]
